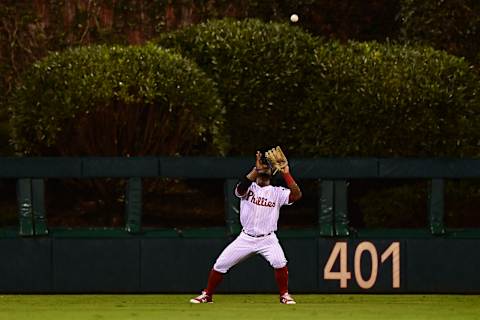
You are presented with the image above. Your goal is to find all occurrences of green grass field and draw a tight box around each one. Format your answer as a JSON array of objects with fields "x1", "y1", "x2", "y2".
[{"x1": 0, "y1": 294, "x2": 479, "y2": 320}]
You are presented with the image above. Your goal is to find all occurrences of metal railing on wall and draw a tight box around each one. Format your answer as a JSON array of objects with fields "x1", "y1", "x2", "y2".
[{"x1": 2, "y1": 157, "x2": 480, "y2": 237}]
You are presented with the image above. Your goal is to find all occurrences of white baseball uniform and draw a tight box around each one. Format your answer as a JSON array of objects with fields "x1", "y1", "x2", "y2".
[{"x1": 213, "y1": 182, "x2": 291, "y2": 273}]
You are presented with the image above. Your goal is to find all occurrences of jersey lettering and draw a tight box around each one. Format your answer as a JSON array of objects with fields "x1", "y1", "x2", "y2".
[
  {"x1": 245, "y1": 190, "x2": 276, "y2": 207},
  {"x1": 237, "y1": 182, "x2": 290, "y2": 236}
]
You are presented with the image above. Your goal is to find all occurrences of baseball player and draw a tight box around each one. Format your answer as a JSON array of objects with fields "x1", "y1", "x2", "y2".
[{"x1": 190, "y1": 147, "x2": 302, "y2": 304}]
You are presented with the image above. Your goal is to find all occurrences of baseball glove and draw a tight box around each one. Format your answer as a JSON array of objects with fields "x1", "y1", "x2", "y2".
[{"x1": 265, "y1": 146, "x2": 288, "y2": 174}]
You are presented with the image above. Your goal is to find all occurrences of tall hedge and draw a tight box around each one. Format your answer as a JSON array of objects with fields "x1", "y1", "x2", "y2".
[
  {"x1": 300, "y1": 41, "x2": 480, "y2": 157},
  {"x1": 156, "y1": 19, "x2": 480, "y2": 157},
  {"x1": 156, "y1": 18, "x2": 323, "y2": 155},
  {"x1": 10, "y1": 44, "x2": 225, "y2": 156}
]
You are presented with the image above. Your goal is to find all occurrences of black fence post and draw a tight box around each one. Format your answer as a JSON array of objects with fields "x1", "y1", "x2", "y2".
[
  {"x1": 319, "y1": 180, "x2": 334, "y2": 237},
  {"x1": 125, "y1": 177, "x2": 142, "y2": 233},
  {"x1": 17, "y1": 178, "x2": 34, "y2": 236},
  {"x1": 334, "y1": 180, "x2": 349, "y2": 237},
  {"x1": 32, "y1": 179, "x2": 48, "y2": 235}
]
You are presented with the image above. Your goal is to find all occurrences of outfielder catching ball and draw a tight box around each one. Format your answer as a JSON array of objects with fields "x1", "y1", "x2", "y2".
[{"x1": 190, "y1": 146, "x2": 302, "y2": 304}]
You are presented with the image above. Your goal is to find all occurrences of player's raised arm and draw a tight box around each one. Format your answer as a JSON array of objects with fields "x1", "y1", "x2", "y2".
[
  {"x1": 281, "y1": 165, "x2": 302, "y2": 203},
  {"x1": 265, "y1": 146, "x2": 302, "y2": 203},
  {"x1": 235, "y1": 151, "x2": 262, "y2": 197}
]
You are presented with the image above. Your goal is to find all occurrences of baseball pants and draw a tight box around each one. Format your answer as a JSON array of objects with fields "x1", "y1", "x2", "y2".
[{"x1": 213, "y1": 231, "x2": 288, "y2": 273}]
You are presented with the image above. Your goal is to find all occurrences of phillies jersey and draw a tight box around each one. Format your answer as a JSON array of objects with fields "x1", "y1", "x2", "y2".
[{"x1": 235, "y1": 182, "x2": 291, "y2": 236}]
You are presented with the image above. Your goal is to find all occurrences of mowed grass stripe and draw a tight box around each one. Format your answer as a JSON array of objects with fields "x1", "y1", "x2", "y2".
[{"x1": 0, "y1": 294, "x2": 479, "y2": 320}]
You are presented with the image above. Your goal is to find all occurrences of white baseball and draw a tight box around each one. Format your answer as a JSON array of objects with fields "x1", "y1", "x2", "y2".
[{"x1": 290, "y1": 14, "x2": 299, "y2": 23}]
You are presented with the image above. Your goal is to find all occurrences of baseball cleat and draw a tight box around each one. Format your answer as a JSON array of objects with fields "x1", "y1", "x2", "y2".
[
  {"x1": 280, "y1": 293, "x2": 296, "y2": 304},
  {"x1": 190, "y1": 291, "x2": 213, "y2": 304}
]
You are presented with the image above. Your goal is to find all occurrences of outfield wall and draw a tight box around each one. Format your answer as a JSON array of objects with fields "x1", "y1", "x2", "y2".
[{"x1": 1, "y1": 236, "x2": 479, "y2": 293}]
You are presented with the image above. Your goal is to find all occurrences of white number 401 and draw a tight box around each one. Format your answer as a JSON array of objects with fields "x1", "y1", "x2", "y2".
[{"x1": 323, "y1": 241, "x2": 400, "y2": 289}]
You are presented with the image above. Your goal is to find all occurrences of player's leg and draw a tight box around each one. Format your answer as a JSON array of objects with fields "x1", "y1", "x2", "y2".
[
  {"x1": 257, "y1": 234, "x2": 296, "y2": 304},
  {"x1": 190, "y1": 233, "x2": 255, "y2": 303},
  {"x1": 256, "y1": 234, "x2": 289, "y2": 295},
  {"x1": 213, "y1": 232, "x2": 256, "y2": 275},
  {"x1": 190, "y1": 267, "x2": 222, "y2": 303}
]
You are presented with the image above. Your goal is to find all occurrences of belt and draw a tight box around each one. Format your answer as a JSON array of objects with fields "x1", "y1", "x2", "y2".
[{"x1": 242, "y1": 230, "x2": 272, "y2": 238}]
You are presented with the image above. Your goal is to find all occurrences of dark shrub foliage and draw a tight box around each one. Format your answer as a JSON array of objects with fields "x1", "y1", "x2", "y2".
[
  {"x1": 10, "y1": 44, "x2": 225, "y2": 156},
  {"x1": 157, "y1": 19, "x2": 480, "y2": 158},
  {"x1": 157, "y1": 18, "x2": 323, "y2": 155},
  {"x1": 300, "y1": 41, "x2": 480, "y2": 157}
]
